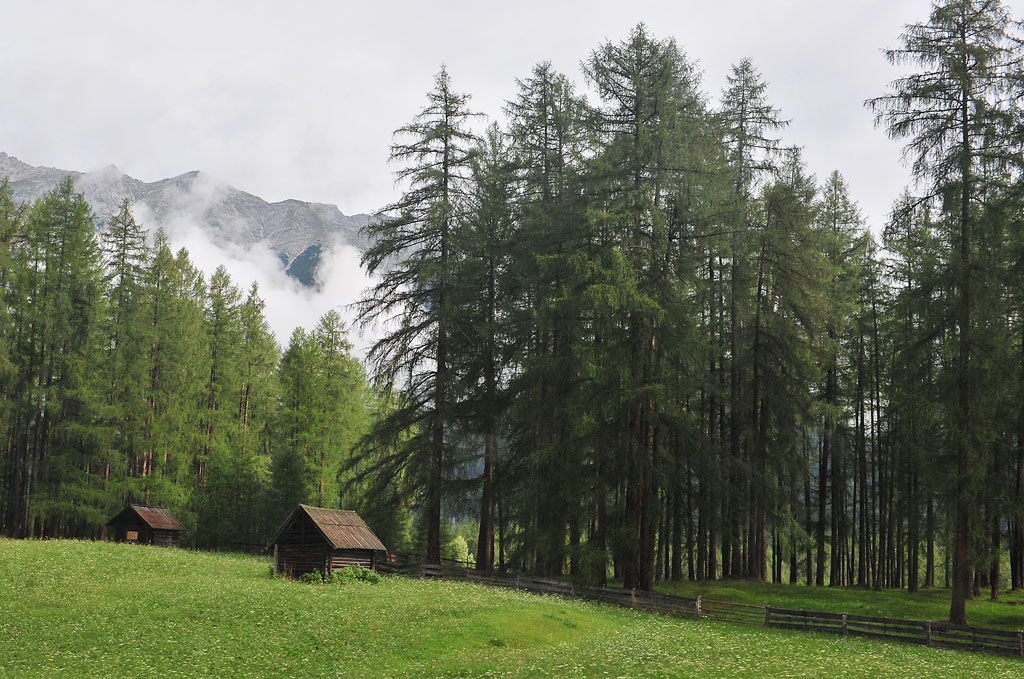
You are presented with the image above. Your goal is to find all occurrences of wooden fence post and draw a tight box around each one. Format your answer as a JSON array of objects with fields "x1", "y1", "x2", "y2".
[
  {"x1": 516, "y1": 573, "x2": 520, "y2": 590},
  {"x1": 1017, "y1": 630, "x2": 1022, "y2": 657},
  {"x1": 696, "y1": 596, "x2": 702, "y2": 620},
  {"x1": 764, "y1": 605, "x2": 771, "y2": 626},
  {"x1": 926, "y1": 621, "x2": 932, "y2": 647},
  {"x1": 842, "y1": 613, "x2": 848, "y2": 635},
  {"x1": 631, "y1": 588, "x2": 637, "y2": 609}
]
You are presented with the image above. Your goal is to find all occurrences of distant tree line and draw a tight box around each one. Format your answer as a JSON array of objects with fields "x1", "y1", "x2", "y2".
[
  {"x1": 355, "y1": 0, "x2": 1024, "y2": 625},
  {"x1": 0, "y1": 179, "x2": 392, "y2": 550}
]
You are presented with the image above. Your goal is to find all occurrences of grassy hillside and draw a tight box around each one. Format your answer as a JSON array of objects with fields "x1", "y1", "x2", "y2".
[
  {"x1": 653, "y1": 577, "x2": 1024, "y2": 631},
  {"x1": 1, "y1": 540, "x2": 1022, "y2": 678}
]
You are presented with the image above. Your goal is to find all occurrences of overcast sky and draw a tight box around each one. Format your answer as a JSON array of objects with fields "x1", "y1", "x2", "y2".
[{"x1": 3, "y1": 0, "x2": 1021, "y2": 347}]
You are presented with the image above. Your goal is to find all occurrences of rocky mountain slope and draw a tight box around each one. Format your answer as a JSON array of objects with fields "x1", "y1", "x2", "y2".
[{"x1": 0, "y1": 152, "x2": 371, "y2": 286}]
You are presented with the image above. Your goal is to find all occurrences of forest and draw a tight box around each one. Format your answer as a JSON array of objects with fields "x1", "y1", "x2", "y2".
[
  {"x1": 2, "y1": 0, "x2": 1023, "y2": 626},
  {"x1": 0, "y1": 184, "x2": 381, "y2": 551}
]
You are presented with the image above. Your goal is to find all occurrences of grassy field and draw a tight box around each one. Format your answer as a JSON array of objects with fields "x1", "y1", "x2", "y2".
[
  {"x1": 652, "y1": 577, "x2": 1024, "y2": 630},
  {"x1": 2, "y1": 540, "x2": 1023, "y2": 678}
]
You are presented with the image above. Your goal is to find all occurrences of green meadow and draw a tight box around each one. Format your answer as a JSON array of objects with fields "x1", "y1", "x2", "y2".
[
  {"x1": 1, "y1": 540, "x2": 1021, "y2": 678},
  {"x1": 653, "y1": 577, "x2": 1024, "y2": 631}
]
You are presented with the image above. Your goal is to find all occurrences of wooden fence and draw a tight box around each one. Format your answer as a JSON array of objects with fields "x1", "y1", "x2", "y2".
[
  {"x1": 408, "y1": 562, "x2": 1024, "y2": 659},
  {"x1": 764, "y1": 606, "x2": 1024, "y2": 657}
]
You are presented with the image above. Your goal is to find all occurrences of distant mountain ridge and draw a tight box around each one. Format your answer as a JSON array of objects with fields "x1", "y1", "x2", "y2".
[{"x1": 0, "y1": 151, "x2": 372, "y2": 286}]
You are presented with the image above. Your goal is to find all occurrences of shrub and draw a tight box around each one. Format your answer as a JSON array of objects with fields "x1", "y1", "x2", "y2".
[
  {"x1": 334, "y1": 565, "x2": 383, "y2": 585},
  {"x1": 299, "y1": 569, "x2": 324, "y2": 583},
  {"x1": 295, "y1": 566, "x2": 382, "y2": 585}
]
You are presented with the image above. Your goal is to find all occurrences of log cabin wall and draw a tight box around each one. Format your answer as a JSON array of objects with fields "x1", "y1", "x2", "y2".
[
  {"x1": 113, "y1": 524, "x2": 152, "y2": 544},
  {"x1": 329, "y1": 549, "x2": 374, "y2": 572},
  {"x1": 273, "y1": 512, "x2": 330, "y2": 577},
  {"x1": 151, "y1": 529, "x2": 181, "y2": 548}
]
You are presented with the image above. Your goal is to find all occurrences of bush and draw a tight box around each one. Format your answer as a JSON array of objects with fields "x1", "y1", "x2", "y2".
[
  {"x1": 299, "y1": 569, "x2": 324, "y2": 583},
  {"x1": 332, "y1": 565, "x2": 383, "y2": 585},
  {"x1": 295, "y1": 565, "x2": 383, "y2": 585}
]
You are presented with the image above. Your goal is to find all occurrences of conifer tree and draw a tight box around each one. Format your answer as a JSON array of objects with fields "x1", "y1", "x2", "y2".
[
  {"x1": 232, "y1": 283, "x2": 279, "y2": 541},
  {"x1": 273, "y1": 327, "x2": 317, "y2": 514},
  {"x1": 141, "y1": 232, "x2": 209, "y2": 527},
  {"x1": 584, "y1": 24, "x2": 705, "y2": 589},
  {"x1": 870, "y1": 0, "x2": 1020, "y2": 624},
  {"x1": 0, "y1": 178, "x2": 27, "y2": 534},
  {"x1": 99, "y1": 199, "x2": 152, "y2": 501},
  {"x1": 18, "y1": 179, "x2": 107, "y2": 537},
  {"x1": 813, "y1": 171, "x2": 867, "y2": 586},
  {"x1": 502, "y1": 61, "x2": 593, "y2": 577},
  {"x1": 357, "y1": 67, "x2": 479, "y2": 564},
  {"x1": 195, "y1": 266, "x2": 243, "y2": 546},
  {"x1": 719, "y1": 57, "x2": 787, "y2": 580},
  {"x1": 459, "y1": 124, "x2": 516, "y2": 571},
  {"x1": 725, "y1": 148, "x2": 821, "y2": 582}
]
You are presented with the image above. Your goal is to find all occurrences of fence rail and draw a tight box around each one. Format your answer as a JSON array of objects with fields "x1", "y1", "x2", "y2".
[{"x1": 403, "y1": 561, "x2": 1023, "y2": 659}]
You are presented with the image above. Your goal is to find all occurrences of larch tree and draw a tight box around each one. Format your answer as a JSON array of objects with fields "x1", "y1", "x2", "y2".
[
  {"x1": 869, "y1": 0, "x2": 1020, "y2": 625},
  {"x1": 357, "y1": 67, "x2": 479, "y2": 564},
  {"x1": 17, "y1": 179, "x2": 107, "y2": 537},
  {"x1": 99, "y1": 199, "x2": 152, "y2": 502},
  {"x1": 460, "y1": 124, "x2": 516, "y2": 571},
  {"x1": 503, "y1": 61, "x2": 592, "y2": 578},
  {"x1": 718, "y1": 56, "x2": 787, "y2": 581}
]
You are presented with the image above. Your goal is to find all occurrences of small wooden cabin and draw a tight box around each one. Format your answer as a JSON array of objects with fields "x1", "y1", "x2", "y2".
[
  {"x1": 269, "y1": 504, "x2": 386, "y2": 577},
  {"x1": 106, "y1": 504, "x2": 184, "y2": 548}
]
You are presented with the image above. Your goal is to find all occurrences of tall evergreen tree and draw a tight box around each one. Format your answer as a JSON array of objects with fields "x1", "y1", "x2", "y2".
[
  {"x1": 870, "y1": 0, "x2": 1020, "y2": 624},
  {"x1": 99, "y1": 199, "x2": 152, "y2": 502},
  {"x1": 459, "y1": 124, "x2": 516, "y2": 571},
  {"x1": 718, "y1": 57, "x2": 787, "y2": 580},
  {"x1": 502, "y1": 61, "x2": 593, "y2": 578},
  {"x1": 357, "y1": 67, "x2": 480, "y2": 564},
  {"x1": 14, "y1": 179, "x2": 107, "y2": 537},
  {"x1": 141, "y1": 233, "x2": 209, "y2": 527}
]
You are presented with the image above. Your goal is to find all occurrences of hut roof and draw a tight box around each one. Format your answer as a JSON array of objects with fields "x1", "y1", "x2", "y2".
[
  {"x1": 107, "y1": 504, "x2": 185, "y2": 531},
  {"x1": 271, "y1": 504, "x2": 386, "y2": 552}
]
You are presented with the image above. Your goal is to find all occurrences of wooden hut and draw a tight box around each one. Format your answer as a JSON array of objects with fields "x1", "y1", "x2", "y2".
[
  {"x1": 106, "y1": 504, "x2": 184, "y2": 547},
  {"x1": 269, "y1": 504, "x2": 386, "y2": 577}
]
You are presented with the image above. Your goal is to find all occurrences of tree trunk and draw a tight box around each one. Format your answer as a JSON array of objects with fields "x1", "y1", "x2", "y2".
[
  {"x1": 949, "y1": 62, "x2": 972, "y2": 627},
  {"x1": 476, "y1": 431, "x2": 496, "y2": 570}
]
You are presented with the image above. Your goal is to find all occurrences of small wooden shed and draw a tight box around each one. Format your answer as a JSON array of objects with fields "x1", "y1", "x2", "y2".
[
  {"x1": 269, "y1": 504, "x2": 386, "y2": 577},
  {"x1": 106, "y1": 504, "x2": 184, "y2": 548}
]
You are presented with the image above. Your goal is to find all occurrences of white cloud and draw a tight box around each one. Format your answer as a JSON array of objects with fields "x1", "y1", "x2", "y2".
[
  {"x1": 134, "y1": 200, "x2": 376, "y2": 361},
  {"x1": 4, "y1": 0, "x2": 1001, "y2": 234}
]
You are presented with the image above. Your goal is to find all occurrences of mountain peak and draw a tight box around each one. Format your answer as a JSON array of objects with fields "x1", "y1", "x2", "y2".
[
  {"x1": 1, "y1": 151, "x2": 372, "y2": 287},
  {"x1": 86, "y1": 164, "x2": 126, "y2": 180}
]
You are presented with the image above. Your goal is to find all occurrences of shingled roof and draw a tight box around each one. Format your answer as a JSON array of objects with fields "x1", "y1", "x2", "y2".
[
  {"x1": 107, "y1": 504, "x2": 185, "y2": 531},
  {"x1": 270, "y1": 504, "x2": 386, "y2": 552}
]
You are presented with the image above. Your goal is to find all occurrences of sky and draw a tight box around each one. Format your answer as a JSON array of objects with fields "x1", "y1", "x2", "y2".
[{"x1": 3, "y1": 0, "x2": 1020, "y2": 349}]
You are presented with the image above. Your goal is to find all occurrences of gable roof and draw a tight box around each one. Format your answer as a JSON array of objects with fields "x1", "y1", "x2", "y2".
[
  {"x1": 270, "y1": 504, "x2": 386, "y2": 552},
  {"x1": 107, "y1": 504, "x2": 185, "y2": 531}
]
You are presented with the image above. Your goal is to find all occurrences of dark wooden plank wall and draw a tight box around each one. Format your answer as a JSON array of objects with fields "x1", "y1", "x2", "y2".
[
  {"x1": 277, "y1": 544, "x2": 329, "y2": 577},
  {"x1": 115, "y1": 524, "x2": 154, "y2": 544},
  {"x1": 275, "y1": 513, "x2": 328, "y2": 576},
  {"x1": 151, "y1": 529, "x2": 181, "y2": 548},
  {"x1": 329, "y1": 550, "x2": 373, "y2": 572},
  {"x1": 109, "y1": 524, "x2": 181, "y2": 547}
]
